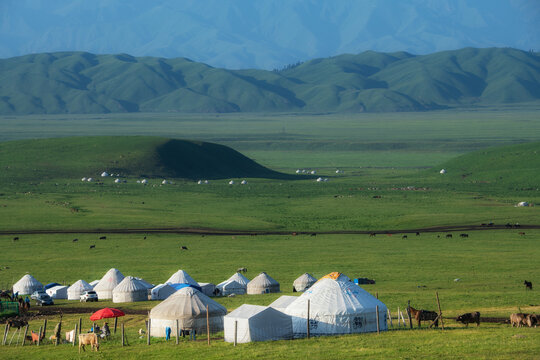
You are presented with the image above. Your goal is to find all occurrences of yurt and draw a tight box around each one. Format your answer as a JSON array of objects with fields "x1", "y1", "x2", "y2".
[
  {"x1": 46, "y1": 285, "x2": 68, "y2": 299},
  {"x1": 247, "y1": 272, "x2": 280, "y2": 294},
  {"x1": 224, "y1": 305, "x2": 292, "y2": 343},
  {"x1": 269, "y1": 295, "x2": 297, "y2": 312},
  {"x1": 67, "y1": 280, "x2": 93, "y2": 300},
  {"x1": 149, "y1": 287, "x2": 227, "y2": 337},
  {"x1": 89, "y1": 280, "x2": 100, "y2": 288},
  {"x1": 218, "y1": 272, "x2": 250, "y2": 287},
  {"x1": 166, "y1": 270, "x2": 198, "y2": 287},
  {"x1": 93, "y1": 268, "x2": 125, "y2": 300},
  {"x1": 151, "y1": 284, "x2": 176, "y2": 300},
  {"x1": 13, "y1": 274, "x2": 42, "y2": 295},
  {"x1": 293, "y1": 273, "x2": 317, "y2": 292},
  {"x1": 112, "y1": 276, "x2": 148, "y2": 303},
  {"x1": 198, "y1": 283, "x2": 217, "y2": 297},
  {"x1": 135, "y1": 277, "x2": 154, "y2": 290},
  {"x1": 284, "y1": 273, "x2": 387, "y2": 337},
  {"x1": 219, "y1": 280, "x2": 246, "y2": 296}
]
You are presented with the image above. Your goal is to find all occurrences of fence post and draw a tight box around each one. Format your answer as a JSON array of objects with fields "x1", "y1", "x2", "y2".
[
  {"x1": 114, "y1": 317, "x2": 118, "y2": 334},
  {"x1": 22, "y1": 325, "x2": 29, "y2": 346},
  {"x1": 43, "y1": 319, "x2": 47, "y2": 339},
  {"x1": 234, "y1": 320, "x2": 237, "y2": 346},
  {"x1": 307, "y1": 299, "x2": 310, "y2": 339},
  {"x1": 2, "y1": 323, "x2": 9, "y2": 345},
  {"x1": 206, "y1": 305, "x2": 210, "y2": 346},
  {"x1": 37, "y1": 326, "x2": 42, "y2": 346},
  {"x1": 121, "y1": 323, "x2": 125, "y2": 347},
  {"x1": 376, "y1": 305, "x2": 380, "y2": 334},
  {"x1": 436, "y1": 292, "x2": 444, "y2": 330},
  {"x1": 407, "y1": 300, "x2": 413, "y2": 329},
  {"x1": 73, "y1": 324, "x2": 77, "y2": 346},
  {"x1": 387, "y1": 308, "x2": 393, "y2": 328},
  {"x1": 147, "y1": 317, "x2": 151, "y2": 345},
  {"x1": 175, "y1": 319, "x2": 179, "y2": 345}
]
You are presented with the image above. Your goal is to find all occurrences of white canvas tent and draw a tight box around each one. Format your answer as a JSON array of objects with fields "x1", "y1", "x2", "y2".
[
  {"x1": 224, "y1": 304, "x2": 292, "y2": 343},
  {"x1": 151, "y1": 284, "x2": 176, "y2": 300},
  {"x1": 218, "y1": 280, "x2": 246, "y2": 296},
  {"x1": 269, "y1": 295, "x2": 297, "y2": 312},
  {"x1": 284, "y1": 273, "x2": 387, "y2": 337},
  {"x1": 149, "y1": 287, "x2": 227, "y2": 337},
  {"x1": 218, "y1": 272, "x2": 250, "y2": 287},
  {"x1": 198, "y1": 283, "x2": 217, "y2": 297},
  {"x1": 247, "y1": 272, "x2": 280, "y2": 294},
  {"x1": 67, "y1": 280, "x2": 93, "y2": 300},
  {"x1": 113, "y1": 276, "x2": 148, "y2": 303},
  {"x1": 166, "y1": 270, "x2": 198, "y2": 286},
  {"x1": 46, "y1": 285, "x2": 68, "y2": 299},
  {"x1": 13, "y1": 274, "x2": 43, "y2": 295},
  {"x1": 93, "y1": 268, "x2": 125, "y2": 300},
  {"x1": 293, "y1": 273, "x2": 317, "y2": 292}
]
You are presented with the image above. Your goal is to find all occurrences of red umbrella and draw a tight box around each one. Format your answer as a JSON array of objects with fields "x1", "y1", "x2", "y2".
[{"x1": 90, "y1": 307, "x2": 125, "y2": 321}]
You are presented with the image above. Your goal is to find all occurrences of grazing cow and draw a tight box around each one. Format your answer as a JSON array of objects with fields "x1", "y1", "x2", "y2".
[
  {"x1": 505, "y1": 223, "x2": 512, "y2": 228},
  {"x1": 72, "y1": 238, "x2": 78, "y2": 242},
  {"x1": 7, "y1": 318, "x2": 28, "y2": 329},
  {"x1": 525, "y1": 314, "x2": 538, "y2": 328},
  {"x1": 181, "y1": 246, "x2": 188, "y2": 250},
  {"x1": 510, "y1": 313, "x2": 526, "y2": 327},
  {"x1": 402, "y1": 235, "x2": 408, "y2": 239},
  {"x1": 99, "y1": 236, "x2": 106, "y2": 240},
  {"x1": 456, "y1": 312, "x2": 480, "y2": 327},
  {"x1": 524, "y1": 280, "x2": 533, "y2": 290},
  {"x1": 310, "y1": 233, "x2": 317, "y2": 237},
  {"x1": 89, "y1": 245, "x2": 95, "y2": 249},
  {"x1": 519, "y1": 232, "x2": 526, "y2": 236},
  {"x1": 79, "y1": 333, "x2": 99, "y2": 353},
  {"x1": 460, "y1": 233, "x2": 469, "y2": 238},
  {"x1": 369, "y1": 233, "x2": 376, "y2": 237},
  {"x1": 408, "y1": 306, "x2": 439, "y2": 328},
  {"x1": 446, "y1": 234, "x2": 453, "y2": 238},
  {"x1": 143, "y1": 236, "x2": 146, "y2": 240},
  {"x1": 13, "y1": 237, "x2": 19, "y2": 241},
  {"x1": 416, "y1": 232, "x2": 420, "y2": 236}
]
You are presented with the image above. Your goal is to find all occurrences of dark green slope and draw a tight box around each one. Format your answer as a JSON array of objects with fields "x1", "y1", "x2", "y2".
[
  {"x1": 0, "y1": 48, "x2": 539, "y2": 114},
  {"x1": 0, "y1": 137, "x2": 295, "y2": 181}
]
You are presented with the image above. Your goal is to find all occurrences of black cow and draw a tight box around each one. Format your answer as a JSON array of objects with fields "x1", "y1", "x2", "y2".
[
  {"x1": 99, "y1": 236, "x2": 106, "y2": 240},
  {"x1": 456, "y1": 312, "x2": 480, "y2": 327},
  {"x1": 181, "y1": 246, "x2": 188, "y2": 250},
  {"x1": 72, "y1": 238, "x2": 78, "y2": 242},
  {"x1": 524, "y1": 280, "x2": 533, "y2": 290},
  {"x1": 89, "y1": 245, "x2": 96, "y2": 249},
  {"x1": 446, "y1": 234, "x2": 453, "y2": 238},
  {"x1": 460, "y1": 233, "x2": 469, "y2": 238}
]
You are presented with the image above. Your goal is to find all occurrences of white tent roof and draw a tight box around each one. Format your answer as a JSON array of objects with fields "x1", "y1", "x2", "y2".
[
  {"x1": 67, "y1": 280, "x2": 93, "y2": 300},
  {"x1": 293, "y1": 273, "x2": 317, "y2": 292},
  {"x1": 89, "y1": 280, "x2": 100, "y2": 287},
  {"x1": 151, "y1": 284, "x2": 177, "y2": 300},
  {"x1": 13, "y1": 274, "x2": 43, "y2": 295},
  {"x1": 113, "y1": 276, "x2": 148, "y2": 303},
  {"x1": 284, "y1": 276, "x2": 387, "y2": 337},
  {"x1": 93, "y1": 268, "x2": 125, "y2": 299},
  {"x1": 46, "y1": 285, "x2": 68, "y2": 299},
  {"x1": 268, "y1": 295, "x2": 298, "y2": 312},
  {"x1": 135, "y1": 277, "x2": 154, "y2": 289},
  {"x1": 165, "y1": 270, "x2": 198, "y2": 286},
  {"x1": 218, "y1": 280, "x2": 246, "y2": 296},
  {"x1": 247, "y1": 272, "x2": 280, "y2": 294},
  {"x1": 218, "y1": 272, "x2": 250, "y2": 287},
  {"x1": 224, "y1": 304, "x2": 293, "y2": 343}
]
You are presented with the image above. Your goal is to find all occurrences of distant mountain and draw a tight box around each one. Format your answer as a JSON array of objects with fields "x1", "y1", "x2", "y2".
[
  {"x1": 1, "y1": 48, "x2": 539, "y2": 115},
  {"x1": 0, "y1": 0, "x2": 538, "y2": 70}
]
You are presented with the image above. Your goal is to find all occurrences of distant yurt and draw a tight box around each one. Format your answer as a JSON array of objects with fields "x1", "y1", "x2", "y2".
[
  {"x1": 166, "y1": 270, "x2": 198, "y2": 287},
  {"x1": 112, "y1": 276, "x2": 148, "y2": 303},
  {"x1": 93, "y1": 268, "x2": 125, "y2": 300},
  {"x1": 440, "y1": 169, "x2": 447, "y2": 174},
  {"x1": 218, "y1": 272, "x2": 250, "y2": 288},
  {"x1": 224, "y1": 304, "x2": 293, "y2": 343},
  {"x1": 67, "y1": 280, "x2": 93, "y2": 300},
  {"x1": 149, "y1": 287, "x2": 227, "y2": 336},
  {"x1": 269, "y1": 295, "x2": 297, "y2": 312},
  {"x1": 517, "y1": 201, "x2": 530, "y2": 207},
  {"x1": 284, "y1": 273, "x2": 387, "y2": 337},
  {"x1": 13, "y1": 274, "x2": 43, "y2": 295},
  {"x1": 46, "y1": 285, "x2": 68, "y2": 299},
  {"x1": 247, "y1": 272, "x2": 280, "y2": 295},
  {"x1": 89, "y1": 280, "x2": 100, "y2": 288},
  {"x1": 218, "y1": 280, "x2": 246, "y2": 296},
  {"x1": 198, "y1": 283, "x2": 217, "y2": 297},
  {"x1": 151, "y1": 284, "x2": 176, "y2": 300},
  {"x1": 293, "y1": 273, "x2": 317, "y2": 292}
]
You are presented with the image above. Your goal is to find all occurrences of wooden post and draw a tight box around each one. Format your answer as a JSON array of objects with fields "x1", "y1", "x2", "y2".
[
  {"x1": 43, "y1": 319, "x2": 47, "y2": 339},
  {"x1": 78, "y1": 318, "x2": 82, "y2": 338},
  {"x1": 400, "y1": 310, "x2": 406, "y2": 327},
  {"x1": 397, "y1": 307, "x2": 401, "y2": 327},
  {"x1": 234, "y1": 320, "x2": 237, "y2": 346},
  {"x1": 37, "y1": 326, "x2": 42, "y2": 346},
  {"x1": 436, "y1": 292, "x2": 444, "y2": 330},
  {"x1": 22, "y1": 325, "x2": 29, "y2": 347},
  {"x1": 387, "y1": 308, "x2": 393, "y2": 328},
  {"x1": 121, "y1": 323, "x2": 125, "y2": 347},
  {"x1": 376, "y1": 292, "x2": 379, "y2": 299},
  {"x1": 73, "y1": 324, "x2": 77, "y2": 346},
  {"x1": 92, "y1": 322, "x2": 95, "y2": 333},
  {"x1": 376, "y1": 305, "x2": 380, "y2": 334},
  {"x1": 206, "y1": 305, "x2": 210, "y2": 346},
  {"x1": 147, "y1": 317, "x2": 151, "y2": 345},
  {"x1": 307, "y1": 299, "x2": 310, "y2": 339},
  {"x1": 114, "y1": 317, "x2": 118, "y2": 334},
  {"x1": 175, "y1": 320, "x2": 179, "y2": 345},
  {"x1": 2, "y1": 323, "x2": 8, "y2": 345},
  {"x1": 407, "y1": 300, "x2": 413, "y2": 329}
]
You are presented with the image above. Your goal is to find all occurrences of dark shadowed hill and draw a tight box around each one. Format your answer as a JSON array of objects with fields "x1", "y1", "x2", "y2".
[{"x1": 0, "y1": 48, "x2": 539, "y2": 114}]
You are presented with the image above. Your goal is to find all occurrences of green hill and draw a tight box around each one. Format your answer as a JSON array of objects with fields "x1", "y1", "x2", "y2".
[
  {"x1": 0, "y1": 48, "x2": 539, "y2": 114},
  {"x1": 0, "y1": 136, "x2": 295, "y2": 181}
]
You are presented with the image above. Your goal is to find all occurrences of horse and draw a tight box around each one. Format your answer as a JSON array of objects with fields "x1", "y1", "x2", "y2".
[{"x1": 408, "y1": 306, "x2": 439, "y2": 328}]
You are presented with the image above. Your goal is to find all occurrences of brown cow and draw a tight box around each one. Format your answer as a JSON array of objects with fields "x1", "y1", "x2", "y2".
[
  {"x1": 456, "y1": 312, "x2": 480, "y2": 327},
  {"x1": 79, "y1": 333, "x2": 99, "y2": 352},
  {"x1": 510, "y1": 313, "x2": 526, "y2": 327},
  {"x1": 525, "y1": 314, "x2": 538, "y2": 328},
  {"x1": 409, "y1": 306, "x2": 439, "y2": 328}
]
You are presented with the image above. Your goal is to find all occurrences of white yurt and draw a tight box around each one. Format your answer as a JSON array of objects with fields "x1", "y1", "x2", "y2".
[
  {"x1": 149, "y1": 287, "x2": 227, "y2": 337},
  {"x1": 151, "y1": 284, "x2": 177, "y2": 300},
  {"x1": 247, "y1": 272, "x2": 280, "y2": 295},
  {"x1": 224, "y1": 304, "x2": 293, "y2": 343},
  {"x1": 293, "y1": 273, "x2": 317, "y2": 292},
  {"x1": 89, "y1": 280, "x2": 100, "y2": 288},
  {"x1": 13, "y1": 274, "x2": 43, "y2": 295},
  {"x1": 46, "y1": 285, "x2": 68, "y2": 299},
  {"x1": 166, "y1": 270, "x2": 198, "y2": 286},
  {"x1": 93, "y1": 268, "x2": 125, "y2": 300},
  {"x1": 218, "y1": 272, "x2": 250, "y2": 288},
  {"x1": 112, "y1": 276, "x2": 148, "y2": 303},
  {"x1": 198, "y1": 283, "x2": 217, "y2": 297},
  {"x1": 269, "y1": 295, "x2": 298, "y2": 312},
  {"x1": 517, "y1": 201, "x2": 529, "y2": 207},
  {"x1": 67, "y1": 280, "x2": 93, "y2": 300},
  {"x1": 440, "y1": 169, "x2": 447, "y2": 174},
  {"x1": 284, "y1": 272, "x2": 387, "y2": 338},
  {"x1": 219, "y1": 280, "x2": 246, "y2": 296}
]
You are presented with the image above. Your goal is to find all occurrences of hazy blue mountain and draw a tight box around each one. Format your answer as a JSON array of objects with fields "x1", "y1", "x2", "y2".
[{"x1": 1, "y1": 0, "x2": 538, "y2": 69}]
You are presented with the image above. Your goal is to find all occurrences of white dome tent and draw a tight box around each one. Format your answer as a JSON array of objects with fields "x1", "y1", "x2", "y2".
[
  {"x1": 67, "y1": 280, "x2": 93, "y2": 300},
  {"x1": 112, "y1": 276, "x2": 149, "y2": 303},
  {"x1": 166, "y1": 270, "x2": 198, "y2": 286},
  {"x1": 247, "y1": 272, "x2": 280, "y2": 294},
  {"x1": 151, "y1": 284, "x2": 176, "y2": 300},
  {"x1": 224, "y1": 304, "x2": 293, "y2": 343},
  {"x1": 149, "y1": 287, "x2": 227, "y2": 337},
  {"x1": 101, "y1": 171, "x2": 109, "y2": 177},
  {"x1": 440, "y1": 169, "x2": 447, "y2": 174},
  {"x1": 218, "y1": 280, "x2": 246, "y2": 296},
  {"x1": 284, "y1": 272, "x2": 387, "y2": 337},
  {"x1": 293, "y1": 273, "x2": 317, "y2": 292},
  {"x1": 93, "y1": 268, "x2": 125, "y2": 300},
  {"x1": 198, "y1": 283, "x2": 217, "y2": 297},
  {"x1": 46, "y1": 285, "x2": 68, "y2": 299},
  {"x1": 13, "y1": 274, "x2": 43, "y2": 295}
]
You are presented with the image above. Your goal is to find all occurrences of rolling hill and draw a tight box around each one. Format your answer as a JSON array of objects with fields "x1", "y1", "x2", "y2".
[
  {"x1": 0, "y1": 137, "x2": 296, "y2": 181},
  {"x1": 0, "y1": 48, "x2": 539, "y2": 115}
]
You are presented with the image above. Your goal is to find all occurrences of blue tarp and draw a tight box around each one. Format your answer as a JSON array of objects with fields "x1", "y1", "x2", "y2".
[
  {"x1": 44, "y1": 282, "x2": 62, "y2": 290},
  {"x1": 168, "y1": 283, "x2": 202, "y2": 292}
]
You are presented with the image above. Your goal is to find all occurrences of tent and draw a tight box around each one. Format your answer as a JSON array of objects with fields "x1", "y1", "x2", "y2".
[
  {"x1": 268, "y1": 295, "x2": 297, "y2": 312},
  {"x1": 67, "y1": 280, "x2": 93, "y2": 300},
  {"x1": 151, "y1": 284, "x2": 177, "y2": 300},
  {"x1": 517, "y1": 201, "x2": 529, "y2": 207},
  {"x1": 93, "y1": 268, "x2": 125, "y2": 300},
  {"x1": 169, "y1": 283, "x2": 202, "y2": 292},
  {"x1": 218, "y1": 280, "x2": 246, "y2": 296},
  {"x1": 284, "y1": 274, "x2": 387, "y2": 337},
  {"x1": 89, "y1": 280, "x2": 100, "y2": 288},
  {"x1": 149, "y1": 287, "x2": 227, "y2": 337},
  {"x1": 112, "y1": 276, "x2": 148, "y2": 303},
  {"x1": 293, "y1": 273, "x2": 317, "y2": 292},
  {"x1": 198, "y1": 283, "x2": 217, "y2": 297},
  {"x1": 165, "y1": 270, "x2": 198, "y2": 287},
  {"x1": 224, "y1": 304, "x2": 292, "y2": 343},
  {"x1": 13, "y1": 274, "x2": 43, "y2": 295},
  {"x1": 46, "y1": 285, "x2": 68, "y2": 299},
  {"x1": 135, "y1": 277, "x2": 154, "y2": 290},
  {"x1": 247, "y1": 272, "x2": 280, "y2": 294},
  {"x1": 218, "y1": 272, "x2": 250, "y2": 288}
]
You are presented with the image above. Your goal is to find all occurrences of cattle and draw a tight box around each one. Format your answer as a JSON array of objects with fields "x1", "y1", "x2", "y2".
[
  {"x1": 505, "y1": 223, "x2": 512, "y2": 228},
  {"x1": 79, "y1": 333, "x2": 99, "y2": 352},
  {"x1": 408, "y1": 306, "x2": 439, "y2": 328},
  {"x1": 72, "y1": 238, "x2": 78, "y2": 242},
  {"x1": 89, "y1": 245, "x2": 96, "y2": 249},
  {"x1": 369, "y1": 233, "x2": 376, "y2": 237},
  {"x1": 519, "y1": 232, "x2": 526, "y2": 236},
  {"x1": 510, "y1": 313, "x2": 526, "y2": 327},
  {"x1": 181, "y1": 246, "x2": 188, "y2": 250},
  {"x1": 456, "y1": 312, "x2": 480, "y2": 327},
  {"x1": 402, "y1": 235, "x2": 408, "y2": 239},
  {"x1": 524, "y1": 280, "x2": 533, "y2": 290},
  {"x1": 416, "y1": 232, "x2": 420, "y2": 236},
  {"x1": 13, "y1": 236, "x2": 19, "y2": 241},
  {"x1": 310, "y1": 233, "x2": 317, "y2": 237},
  {"x1": 525, "y1": 314, "x2": 538, "y2": 328},
  {"x1": 460, "y1": 233, "x2": 469, "y2": 238},
  {"x1": 446, "y1": 234, "x2": 453, "y2": 238},
  {"x1": 7, "y1": 318, "x2": 28, "y2": 329},
  {"x1": 99, "y1": 236, "x2": 106, "y2": 240}
]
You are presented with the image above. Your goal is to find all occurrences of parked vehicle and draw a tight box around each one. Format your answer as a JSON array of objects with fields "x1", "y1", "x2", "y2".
[
  {"x1": 80, "y1": 290, "x2": 98, "y2": 302},
  {"x1": 31, "y1": 290, "x2": 54, "y2": 306}
]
